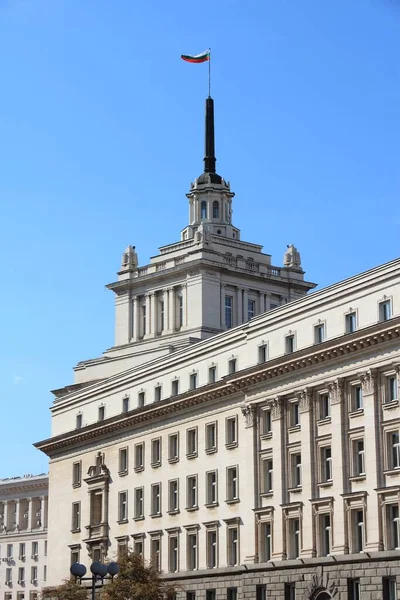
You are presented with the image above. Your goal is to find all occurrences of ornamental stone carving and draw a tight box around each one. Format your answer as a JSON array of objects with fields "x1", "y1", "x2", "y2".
[
  {"x1": 305, "y1": 566, "x2": 338, "y2": 599},
  {"x1": 241, "y1": 403, "x2": 256, "y2": 428},
  {"x1": 270, "y1": 396, "x2": 282, "y2": 420},
  {"x1": 327, "y1": 378, "x2": 344, "y2": 405},
  {"x1": 297, "y1": 388, "x2": 311, "y2": 413},
  {"x1": 358, "y1": 368, "x2": 377, "y2": 395}
]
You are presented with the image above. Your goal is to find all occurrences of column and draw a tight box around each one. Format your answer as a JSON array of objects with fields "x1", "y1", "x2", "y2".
[
  {"x1": 265, "y1": 293, "x2": 271, "y2": 312},
  {"x1": 168, "y1": 287, "x2": 175, "y2": 332},
  {"x1": 182, "y1": 284, "x2": 187, "y2": 328},
  {"x1": 236, "y1": 287, "x2": 243, "y2": 325},
  {"x1": 243, "y1": 288, "x2": 249, "y2": 323},
  {"x1": 4, "y1": 500, "x2": 9, "y2": 531},
  {"x1": 298, "y1": 389, "x2": 313, "y2": 558},
  {"x1": 132, "y1": 296, "x2": 138, "y2": 341},
  {"x1": 162, "y1": 289, "x2": 169, "y2": 333},
  {"x1": 15, "y1": 499, "x2": 20, "y2": 531},
  {"x1": 258, "y1": 291, "x2": 263, "y2": 315},
  {"x1": 26, "y1": 498, "x2": 32, "y2": 530},
  {"x1": 144, "y1": 294, "x2": 151, "y2": 337},
  {"x1": 150, "y1": 292, "x2": 157, "y2": 336},
  {"x1": 39, "y1": 496, "x2": 45, "y2": 529},
  {"x1": 220, "y1": 284, "x2": 226, "y2": 328}
]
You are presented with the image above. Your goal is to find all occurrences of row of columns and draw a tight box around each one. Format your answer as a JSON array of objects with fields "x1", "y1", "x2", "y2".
[
  {"x1": 220, "y1": 285, "x2": 284, "y2": 328},
  {"x1": 0, "y1": 496, "x2": 47, "y2": 532},
  {"x1": 130, "y1": 286, "x2": 186, "y2": 342}
]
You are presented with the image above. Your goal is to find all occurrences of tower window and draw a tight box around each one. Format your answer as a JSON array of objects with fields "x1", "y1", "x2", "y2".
[
  {"x1": 201, "y1": 201, "x2": 207, "y2": 219},
  {"x1": 213, "y1": 201, "x2": 219, "y2": 219}
]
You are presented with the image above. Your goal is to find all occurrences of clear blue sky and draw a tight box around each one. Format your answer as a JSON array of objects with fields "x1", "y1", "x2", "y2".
[{"x1": 0, "y1": 0, "x2": 399, "y2": 478}]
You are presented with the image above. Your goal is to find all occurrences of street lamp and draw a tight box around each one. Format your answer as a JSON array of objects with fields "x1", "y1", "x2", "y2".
[{"x1": 71, "y1": 561, "x2": 119, "y2": 600}]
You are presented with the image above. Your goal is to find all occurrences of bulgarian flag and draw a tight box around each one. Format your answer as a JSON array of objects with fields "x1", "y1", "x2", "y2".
[{"x1": 181, "y1": 49, "x2": 210, "y2": 63}]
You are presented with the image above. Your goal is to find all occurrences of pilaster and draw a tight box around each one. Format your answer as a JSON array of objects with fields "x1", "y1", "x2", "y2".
[
  {"x1": 150, "y1": 292, "x2": 156, "y2": 336},
  {"x1": 236, "y1": 287, "x2": 243, "y2": 325}
]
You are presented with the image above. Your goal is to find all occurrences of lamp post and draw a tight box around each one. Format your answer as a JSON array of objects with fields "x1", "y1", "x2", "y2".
[{"x1": 70, "y1": 561, "x2": 119, "y2": 600}]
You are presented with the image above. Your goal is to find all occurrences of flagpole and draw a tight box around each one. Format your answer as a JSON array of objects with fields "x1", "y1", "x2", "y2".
[{"x1": 208, "y1": 49, "x2": 211, "y2": 97}]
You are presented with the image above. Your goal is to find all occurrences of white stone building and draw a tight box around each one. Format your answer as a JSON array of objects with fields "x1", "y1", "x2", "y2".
[
  {"x1": 35, "y1": 97, "x2": 400, "y2": 600},
  {"x1": 0, "y1": 475, "x2": 48, "y2": 600}
]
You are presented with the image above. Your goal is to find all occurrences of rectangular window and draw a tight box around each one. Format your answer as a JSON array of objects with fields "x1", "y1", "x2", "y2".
[
  {"x1": 141, "y1": 304, "x2": 146, "y2": 336},
  {"x1": 225, "y1": 296, "x2": 233, "y2": 329},
  {"x1": 118, "y1": 491, "x2": 128, "y2": 522},
  {"x1": 168, "y1": 536, "x2": 179, "y2": 573},
  {"x1": 134, "y1": 442, "x2": 144, "y2": 471},
  {"x1": 119, "y1": 447, "x2": 128, "y2": 474},
  {"x1": 208, "y1": 366, "x2": 217, "y2": 383},
  {"x1": 98, "y1": 405, "x2": 105, "y2": 421},
  {"x1": 351, "y1": 384, "x2": 363, "y2": 411},
  {"x1": 206, "y1": 471, "x2": 218, "y2": 505},
  {"x1": 290, "y1": 401, "x2": 300, "y2": 427},
  {"x1": 261, "y1": 409, "x2": 272, "y2": 435},
  {"x1": 187, "y1": 532, "x2": 198, "y2": 570},
  {"x1": 168, "y1": 479, "x2": 179, "y2": 513},
  {"x1": 171, "y1": 379, "x2": 179, "y2": 397},
  {"x1": 151, "y1": 438, "x2": 161, "y2": 466},
  {"x1": 76, "y1": 413, "x2": 82, "y2": 429},
  {"x1": 5, "y1": 568, "x2": 12, "y2": 583},
  {"x1": 256, "y1": 586, "x2": 267, "y2": 600},
  {"x1": 260, "y1": 522, "x2": 272, "y2": 562},
  {"x1": 320, "y1": 446, "x2": 332, "y2": 482},
  {"x1": 387, "y1": 504, "x2": 400, "y2": 550},
  {"x1": 228, "y1": 358, "x2": 237, "y2": 374},
  {"x1": 154, "y1": 385, "x2": 162, "y2": 402},
  {"x1": 19, "y1": 543, "x2": 26, "y2": 560},
  {"x1": 187, "y1": 593, "x2": 196, "y2": 600},
  {"x1": 72, "y1": 461, "x2": 82, "y2": 487},
  {"x1": 226, "y1": 466, "x2": 239, "y2": 501},
  {"x1": 205, "y1": 422, "x2": 217, "y2": 452},
  {"x1": 386, "y1": 375, "x2": 398, "y2": 403},
  {"x1": 353, "y1": 509, "x2": 365, "y2": 552},
  {"x1": 352, "y1": 439, "x2": 365, "y2": 476},
  {"x1": 138, "y1": 391, "x2": 145, "y2": 407},
  {"x1": 206, "y1": 530, "x2": 218, "y2": 568},
  {"x1": 31, "y1": 566, "x2": 37, "y2": 583},
  {"x1": 289, "y1": 518, "x2": 300, "y2": 559},
  {"x1": 18, "y1": 567, "x2": 25, "y2": 584},
  {"x1": 160, "y1": 300, "x2": 165, "y2": 331},
  {"x1": 291, "y1": 453, "x2": 302, "y2": 488},
  {"x1": 226, "y1": 416, "x2": 238, "y2": 447},
  {"x1": 314, "y1": 323, "x2": 325, "y2": 344},
  {"x1": 178, "y1": 295, "x2": 184, "y2": 327},
  {"x1": 206, "y1": 591, "x2": 216, "y2": 600},
  {"x1": 285, "y1": 335, "x2": 295, "y2": 354},
  {"x1": 70, "y1": 548, "x2": 79, "y2": 565},
  {"x1": 151, "y1": 483, "x2": 161, "y2": 516},
  {"x1": 227, "y1": 590, "x2": 237, "y2": 600},
  {"x1": 186, "y1": 475, "x2": 198, "y2": 509},
  {"x1": 284, "y1": 583, "x2": 296, "y2": 600},
  {"x1": 168, "y1": 433, "x2": 179, "y2": 462},
  {"x1": 346, "y1": 312, "x2": 357, "y2": 333},
  {"x1": 134, "y1": 487, "x2": 144, "y2": 519},
  {"x1": 71, "y1": 502, "x2": 80, "y2": 530},
  {"x1": 248, "y1": 299, "x2": 255, "y2": 320},
  {"x1": 133, "y1": 538, "x2": 144, "y2": 556},
  {"x1": 122, "y1": 397, "x2": 130, "y2": 413},
  {"x1": 383, "y1": 577, "x2": 397, "y2": 600},
  {"x1": 318, "y1": 393, "x2": 330, "y2": 419},
  {"x1": 150, "y1": 537, "x2": 161, "y2": 570},
  {"x1": 348, "y1": 579, "x2": 361, "y2": 600},
  {"x1": 258, "y1": 344, "x2": 268, "y2": 363},
  {"x1": 320, "y1": 513, "x2": 331, "y2": 556},
  {"x1": 262, "y1": 458, "x2": 273, "y2": 494},
  {"x1": 388, "y1": 431, "x2": 400, "y2": 470},
  {"x1": 6, "y1": 543, "x2": 13, "y2": 558},
  {"x1": 186, "y1": 428, "x2": 197, "y2": 457},
  {"x1": 227, "y1": 526, "x2": 239, "y2": 565},
  {"x1": 32, "y1": 542, "x2": 38, "y2": 557},
  {"x1": 190, "y1": 373, "x2": 197, "y2": 390},
  {"x1": 379, "y1": 300, "x2": 392, "y2": 322}
]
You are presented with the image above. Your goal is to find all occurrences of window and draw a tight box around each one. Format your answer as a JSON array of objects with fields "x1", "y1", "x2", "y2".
[
  {"x1": 134, "y1": 442, "x2": 144, "y2": 471},
  {"x1": 285, "y1": 335, "x2": 295, "y2": 354},
  {"x1": 385, "y1": 375, "x2": 398, "y2": 403},
  {"x1": 346, "y1": 311, "x2": 357, "y2": 333},
  {"x1": 18, "y1": 567, "x2": 25, "y2": 584},
  {"x1": 30, "y1": 566, "x2": 37, "y2": 583},
  {"x1": 151, "y1": 438, "x2": 161, "y2": 466},
  {"x1": 320, "y1": 513, "x2": 331, "y2": 556},
  {"x1": 226, "y1": 416, "x2": 238, "y2": 447},
  {"x1": 212, "y1": 200, "x2": 219, "y2": 219},
  {"x1": 160, "y1": 300, "x2": 165, "y2": 331},
  {"x1": 256, "y1": 586, "x2": 267, "y2": 600},
  {"x1": 76, "y1": 413, "x2": 82, "y2": 429},
  {"x1": 134, "y1": 487, "x2": 144, "y2": 520},
  {"x1": 168, "y1": 535, "x2": 179, "y2": 572},
  {"x1": 320, "y1": 446, "x2": 332, "y2": 482},
  {"x1": 289, "y1": 518, "x2": 300, "y2": 558},
  {"x1": 70, "y1": 548, "x2": 80, "y2": 565},
  {"x1": 168, "y1": 479, "x2": 179, "y2": 513},
  {"x1": 225, "y1": 296, "x2": 233, "y2": 329},
  {"x1": 227, "y1": 526, "x2": 239, "y2": 565},
  {"x1": 208, "y1": 366, "x2": 217, "y2": 383},
  {"x1": 138, "y1": 391, "x2": 145, "y2": 407},
  {"x1": 190, "y1": 373, "x2": 197, "y2": 390},
  {"x1": 318, "y1": 393, "x2": 330, "y2": 419},
  {"x1": 348, "y1": 579, "x2": 360, "y2": 600},
  {"x1": 352, "y1": 439, "x2": 365, "y2": 477},
  {"x1": 44, "y1": 541, "x2": 47, "y2": 556},
  {"x1": 258, "y1": 344, "x2": 268, "y2": 363},
  {"x1": 383, "y1": 577, "x2": 397, "y2": 600},
  {"x1": 261, "y1": 409, "x2": 272, "y2": 435},
  {"x1": 290, "y1": 401, "x2": 300, "y2": 427},
  {"x1": 206, "y1": 591, "x2": 216, "y2": 600},
  {"x1": 284, "y1": 583, "x2": 296, "y2": 600},
  {"x1": 122, "y1": 396, "x2": 130, "y2": 413},
  {"x1": 19, "y1": 543, "x2": 26, "y2": 560},
  {"x1": 259, "y1": 521, "x2": 272, "y2": 561},
  {"x1": 118, "y1": 492, "x2": 128, "y2": 522},
  {"x1": 387, "y1": 431, "x2": 400, "y2": 470},
  {"x1": 201, "y1": 200, "x2": 207, "y2": 219},
  {"x1": 117, "y1": 540, "x2": 128, "y2": 560},
  {"x1": 262, "y1": 458, "x2": 273, "y2": 494},
  {"x1": 351, "y1": 384, "x2": 363, "y2": 411},
  {"x1": 150, "y1": 537, "x2": 161, "y2": 570},
  {"x1": 154, "y1": 385, "x2": 162, "y2": 402},
  {"x1": 151, "y1": 483, "x2": 161, "y2": 516},
  {"x1": 248, "y1": 299, "x2": 255, "y2": 320},
  {"x1": 387, "y1": 504, "x2": 400, "y2": 550},
  {"x1": 168, "y1": 433, "x2": 179, "y2": 462},
  {"x1": 205, "y1": 422, "x2": 217, "y2": 453},
  {"x1": 379, "y1": 300, "x2": 392, "y2": 322},
  {"x1": 71, "y1": 502, "x2": 80, "y2": 531},
  {"x1": 133, "y1": 537, "x2": 144, "y2": 556},
  {"x1": 32, "y1": 542, "x2": 38, "y2": 557},
  {"x1": 186, "y1": 475, "x2": 198, "y2": 510},
  {"x1": 178, "y1": 294, "x2": 184, "y2": 327},
  {"x1": 226, "y1": 466, "x2": 239, "y2": 502},
  {"x1": 228, "y1": 358, "x2": 237, "y2": 374},
  {"x1": 171, "y1": 379, "x2": 179, "y2": 397},
  {"x1": 314, "y1": 323, "x2": 325, "y2": 344},
  {"x1": 187, "y1": 593, "x2": 196, "y2": 600},
  {"x1": 206, "y1": 529, "x2": 218, "y2": 568},
  {"x1": 227, "y1": 590, "x2": 237, "y2": 600},
  {"x1": 98, "y1": 405, "x2": 105, "y2": 421},
  {"x1": 72, "y1": 461, "x2": 81, "y2": 487},
  {"x1": 5, "y1": 568, "x2": 12, "y2": 583},
  {"x1": 186, "y1": 427, "x2": 197, "y2": 457},
  {"x1": 7, "y1": 544, "x2": 13, "y2": 558},
  {"x1": 352, "y1": 509, "x2": 365, "y2": 552},
  {"x1": 187, "y1": 532, "x2": 198, "y2": 570},
  {"x1": 119, "y1": 447, "x2": 128, "y2": 474},
  {"x1": 290, "y1": 453, "x2": 302, "y2": 488},
  {"x1": 141, "y1": 304, "x2": 146, "y2": 336},
  {"x1": 206, "y1": 471, "x2": 218, "y2": 505}
]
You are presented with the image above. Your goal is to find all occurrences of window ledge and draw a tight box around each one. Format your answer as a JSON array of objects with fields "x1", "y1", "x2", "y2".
[
  {"x1": 118, "y1": 470, "x2": 128, "y2": 477},
  {"x1": 185, "y1": 506, "x2": 199, "y2": 512},
  {"x1": 383, "y1": 400, "x2": 399, "y2": 411},
  {"x1": 317, "y1": 480, "x2": 333, "y2": 488},
  {"x1": 205, "y1": 447, "x2": 217, "y2": 455},
  {"x1": 288, "y1": 425, "x2": 301, "y2": 434},
  {"x1": 260, "y1": 492, "x2": 273, "y2": 498},
  {"x1": 317, "y1": 417, "x2": 331, "y2": 426},
  {"x1": 225, "y1": 442, "x2": 238, "y2": 450},
  {"x1": 151, "y1": 462, "x2": 161, "y2": 469},
  {"x1": 117, "y1": 519, "x2": 129, "y2": 525},
  {"x1": 225, "y1": 498, "x2": 240, "y2": 505},
  {"x1": 168, "y1": 457, "x2": 179, "y2": 464},
  {"x1": 349, "y1": 474, "x2": 366, "y2": 482},
  {"x1": 260, "y1": 432, "x2": 273, "y2": 440},
  {"x1": 133, "y1": 516, "x2": 145, "y2": 522},
  {"x1": 205, "y1": 502, "x2": 219, "y2": 509},
  {"x1": 384, "y1": 468, "x2": 400, "y2": 476},
  {"x1": 349, "y1": 409, "x2": 364, "y2": 418},
  {"x1": 288, "y1": 486, "x2": 302, "y2": 493},
  {"x1": 134, "y1": 466, "x2": 144, "y2": 473},
  {"x1": 70, "y1": 528, "x2": 81, "y2": 533},
  {"x1": 72, "y1": 483, "x2": 81, "y2": 489},
  {"x1": 150, "y1": 513, "x2": 162, "y2": 519},
  {"x1": 186, "y1": 452, "x2": 198, "y2": 460},
  {"x1": 167, "y1": 510, "x2": 180, "y2": 516}
]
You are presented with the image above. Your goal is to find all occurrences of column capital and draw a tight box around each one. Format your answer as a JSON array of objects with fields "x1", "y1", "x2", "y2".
[
  {"x1": 327, "y1": 378, "x2": 344, "y2": 405},
  {"x1": 241, "y1": 403, "x2": 256, "y2": 428},
  {"x1": 358, "y1": 368, "x2": 378, "y2": 395},
  {"x1": 269, "y1": 396, "x2": 283, "y2": 420},
  {"x1": 296, "y1": 388, "x2": 312, "y2": 413}
]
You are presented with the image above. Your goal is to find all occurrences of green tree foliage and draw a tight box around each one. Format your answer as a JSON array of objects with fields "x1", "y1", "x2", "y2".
[
  {"x1": 103, "y1": 552, "x2": 177, "y2": 600},
  {"x1": 41, "y1": 579, "x2": 89, "y2": 600}
]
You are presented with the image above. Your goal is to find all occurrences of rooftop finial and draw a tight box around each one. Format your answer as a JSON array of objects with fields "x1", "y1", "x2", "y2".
[{"x1": 204, "y1": 97, "x2": 216, "y2": 174}]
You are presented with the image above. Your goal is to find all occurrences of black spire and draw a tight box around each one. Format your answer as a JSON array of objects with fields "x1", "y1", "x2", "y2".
[{"x1": 198, "y1": 96, "x2": 222, "y2": 185}]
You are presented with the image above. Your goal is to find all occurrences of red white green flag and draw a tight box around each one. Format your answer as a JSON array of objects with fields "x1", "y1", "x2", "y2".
[{"x1": 181, "y1": 49, "x2": 210, "y2": 63}]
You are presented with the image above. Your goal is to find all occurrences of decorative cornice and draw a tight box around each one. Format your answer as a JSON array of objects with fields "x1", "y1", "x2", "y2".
[{"x1": 35, "y1": 320, "x2": 400, "y2": 457}]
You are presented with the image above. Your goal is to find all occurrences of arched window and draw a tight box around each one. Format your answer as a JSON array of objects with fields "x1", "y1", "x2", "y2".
[
  {"x1": 201, "y1": 200, "x2": 207, "y2": 219},
  {"x1": 213, "y1": 200, "x2": 219, "y2": 219}
]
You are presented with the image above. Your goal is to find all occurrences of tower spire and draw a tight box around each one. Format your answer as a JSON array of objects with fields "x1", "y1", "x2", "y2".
[{"x1": 204, "y1": 96, "x2": 216, "y2": 174}]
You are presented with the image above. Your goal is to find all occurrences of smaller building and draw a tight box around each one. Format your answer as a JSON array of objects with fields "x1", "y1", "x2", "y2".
[{"x1": 0, "y1": 474, "x2": 48, "y2": 600}]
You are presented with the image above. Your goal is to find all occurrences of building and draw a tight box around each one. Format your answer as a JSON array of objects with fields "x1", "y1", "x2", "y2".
[
  {"x1": 35, "y1": 97, "x2": 400, "y2": 600},
  {"x1": 0, "y1": 475, "x2": 48, "y2": 600}
]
